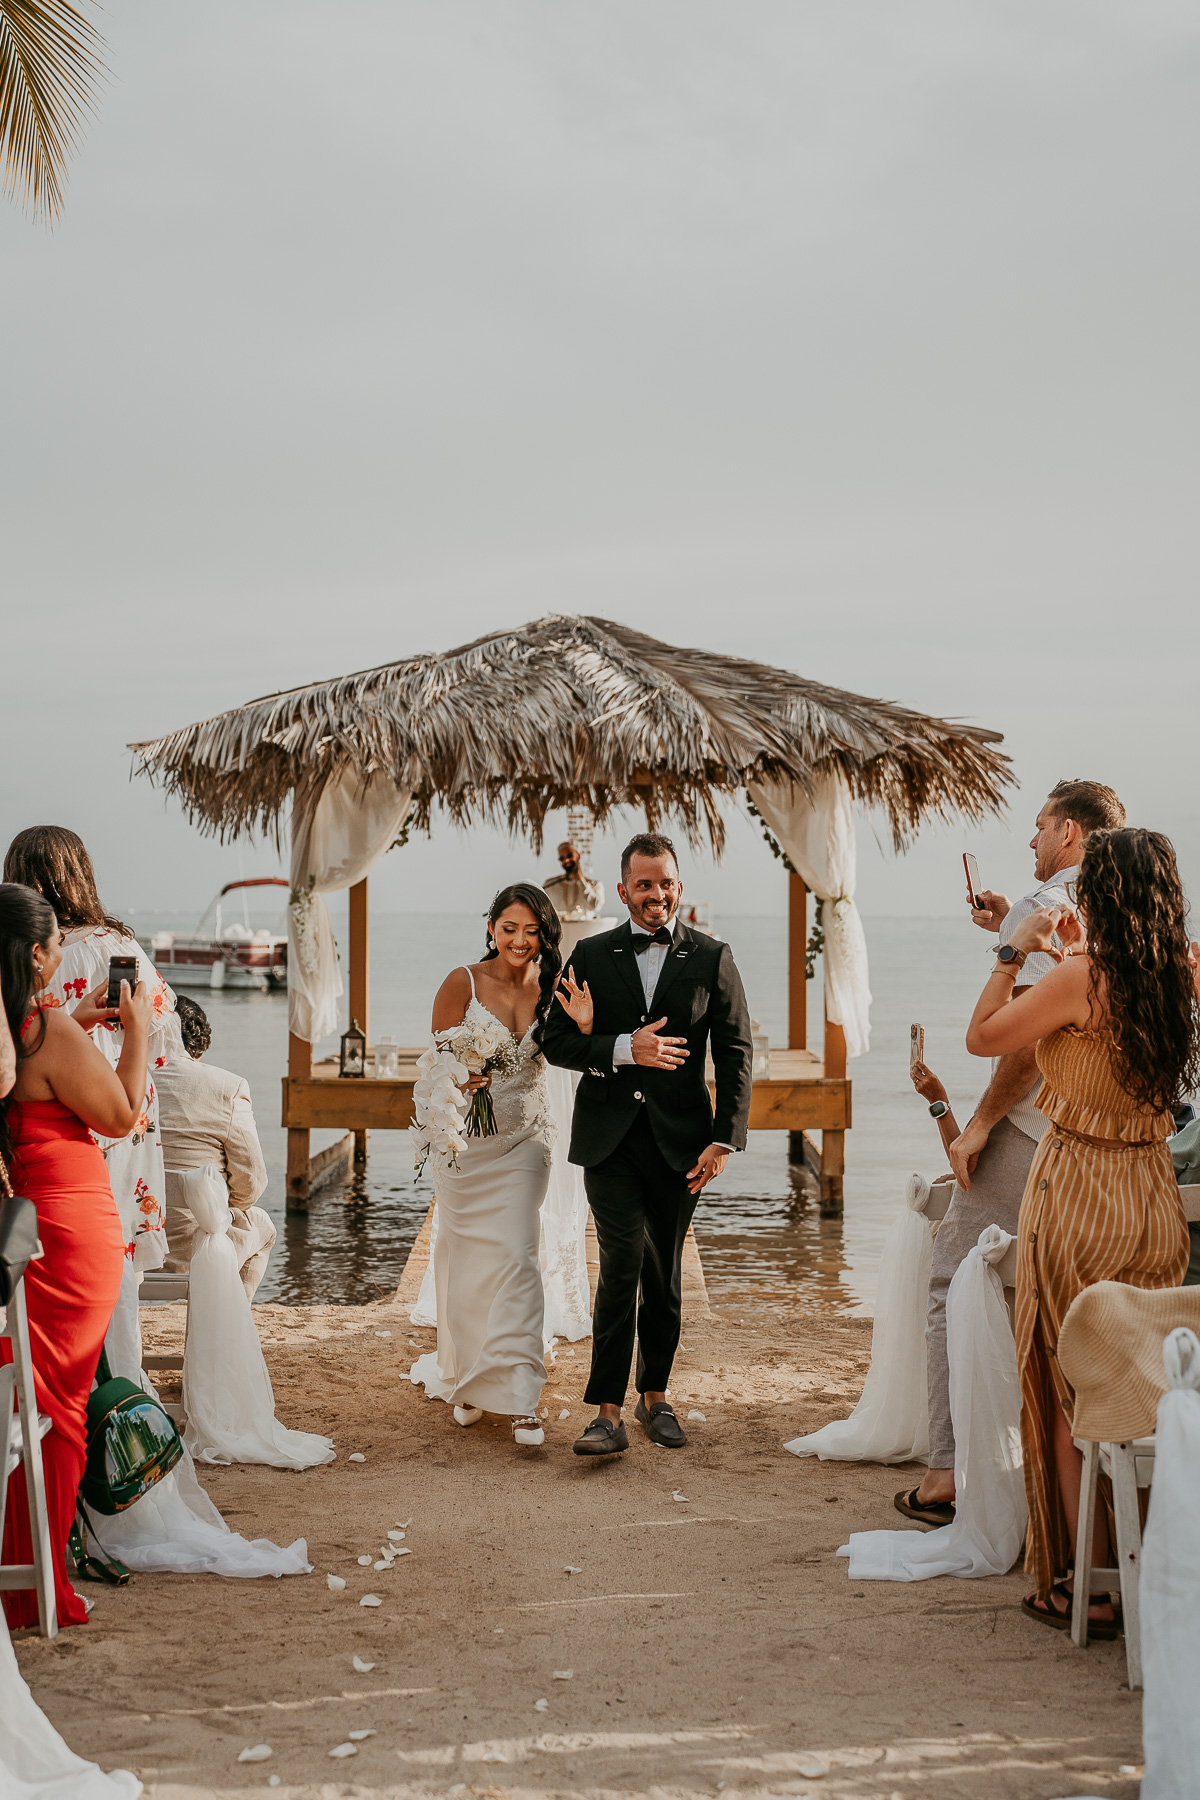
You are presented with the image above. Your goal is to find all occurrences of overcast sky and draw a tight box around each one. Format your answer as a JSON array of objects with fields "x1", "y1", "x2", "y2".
[{"x1": 2, "y1": 0, "x2": 1197, "y2": 926}]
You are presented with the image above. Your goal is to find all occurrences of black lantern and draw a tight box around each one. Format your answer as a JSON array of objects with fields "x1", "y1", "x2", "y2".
[{"x1": 340, "y1": 1017, "x2": 366, "y2": 1078}]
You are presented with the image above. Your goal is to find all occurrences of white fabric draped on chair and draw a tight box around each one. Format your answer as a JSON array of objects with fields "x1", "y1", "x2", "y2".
[
  {"x1": 837, "y1": 1226, "x2": 1026, "y2": 1582},
  {"x1": 784, "y1": 1173, "x2": 932, "y2": 1464},
  {"x1": 1140, "y1": 1326, "x2": 1200, "y2": 1799},
  {"x1": 178, "y1": 1164, "x2": 335, "y2": 1469},
  {"x1": 0, "y1": 1612, "x2": 140, "y2": 1799}
]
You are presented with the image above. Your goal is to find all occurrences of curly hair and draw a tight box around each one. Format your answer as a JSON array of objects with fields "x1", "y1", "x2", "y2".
[
  {"x1": 481, "y1": 883, "x2": 563, "y2": 1048},
  {"x1": 1076, "y1": 828, "x2": 1200, "y2": 1114},
  {"x1": 174, "y1": 994, "x2": 212, "y2": 1059},
  {"x1": 3, "y1": 826, "x2": 130, "y2": 937}
]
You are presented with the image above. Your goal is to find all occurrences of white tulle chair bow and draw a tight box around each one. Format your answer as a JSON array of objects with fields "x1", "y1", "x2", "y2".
[
  {"x1": 1140, "y1": 1327, "x2": 1200, "y2": 1798},
  {"x1": 784, "y1": 1172, "x2": 933, "y2": 1464},
  {"x1": 836, "y1": 1224, "x2": 1026, "y2": 1582},
  {"x1": 178, "y1": 1164, "x2": 335, "y2": 1470}
]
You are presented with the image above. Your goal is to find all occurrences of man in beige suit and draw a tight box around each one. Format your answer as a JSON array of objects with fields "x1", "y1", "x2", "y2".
[{"x1": 156, "y1": 995, "x2": 276, "y2": 1298}]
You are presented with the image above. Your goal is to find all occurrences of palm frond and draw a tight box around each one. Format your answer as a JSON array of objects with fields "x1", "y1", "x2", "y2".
[
  {"x1": 128, "y1": 615, "x2": 1015, "y2": 855},
  {"x1": 0, "y1": 0, "x2": 104, "y2": 223}
]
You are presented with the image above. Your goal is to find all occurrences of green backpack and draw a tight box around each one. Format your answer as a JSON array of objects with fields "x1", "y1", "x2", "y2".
[{"x1": 81, "y1": 1347, "x2": 183, "y2": 1515}]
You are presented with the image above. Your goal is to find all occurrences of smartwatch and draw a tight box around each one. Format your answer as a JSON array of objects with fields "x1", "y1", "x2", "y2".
[
  {"x1": 996, "y1": 944, "x2": 1027, "y2": 970},
  {"x1": 929, "y1": 1100, "x2": 950, "y2": 1119}
]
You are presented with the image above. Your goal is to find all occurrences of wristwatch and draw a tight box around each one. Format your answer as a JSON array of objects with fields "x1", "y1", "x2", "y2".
[
  {"x1": 996, "y1": 944, "x2": 1027, "y2": 970},
  {"x1": 929, "y1": 1100, "x2": 950, "y2": 1119}
]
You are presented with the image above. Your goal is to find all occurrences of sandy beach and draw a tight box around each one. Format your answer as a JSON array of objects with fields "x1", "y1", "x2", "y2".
[{"x1": 12, "y1": 1235, "x2": 1144, "y2": 1800}]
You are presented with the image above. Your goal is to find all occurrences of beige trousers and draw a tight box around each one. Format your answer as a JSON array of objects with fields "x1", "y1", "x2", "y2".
[{"x1": 163, "y1": 1183, "x2": 277, "y2": 1300}]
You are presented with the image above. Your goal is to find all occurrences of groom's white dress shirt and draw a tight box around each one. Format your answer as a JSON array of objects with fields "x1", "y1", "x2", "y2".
[{"x1": 612, "y1": 916, "x2": 733, "y2": 1151}]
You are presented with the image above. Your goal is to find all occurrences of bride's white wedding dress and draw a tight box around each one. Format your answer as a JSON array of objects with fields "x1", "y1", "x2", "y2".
[{"x1": 410, "y1": 974, "x2": 590, "y2": 1415}]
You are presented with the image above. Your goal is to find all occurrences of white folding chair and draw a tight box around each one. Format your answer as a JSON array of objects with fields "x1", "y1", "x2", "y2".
[
  {"x1": 0, "y1": 1265, "x2": 58, "y2": 1638},
  {"x1": 139, "y1": 1268, "x2": 190, "y2": 1424},
  {"x1": 1072, "y1": 1435, "x2": 1154, "y2": 1688}
]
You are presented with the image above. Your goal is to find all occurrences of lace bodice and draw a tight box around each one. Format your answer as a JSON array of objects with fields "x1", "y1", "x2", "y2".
[{"x1": 457, "y1": 992, "x2": 553, "y2": 1150}]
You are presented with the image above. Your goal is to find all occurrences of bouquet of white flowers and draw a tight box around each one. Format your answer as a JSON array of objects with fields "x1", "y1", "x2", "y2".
[
  {"x1": 439, "y1": 1014, "x2": 519, "y2": 1139},
  {"x1": 409, "y1": 1043, "x2": 469, "y2": 1175},
  {"x1": 408, "y1": 1015, "x2": 520, "y2": 1173}
]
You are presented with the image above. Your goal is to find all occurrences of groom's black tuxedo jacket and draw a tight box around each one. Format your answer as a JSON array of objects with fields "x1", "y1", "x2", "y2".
[{"x1": 541, "y1": 920, "x2": 754, "y2": 1172}]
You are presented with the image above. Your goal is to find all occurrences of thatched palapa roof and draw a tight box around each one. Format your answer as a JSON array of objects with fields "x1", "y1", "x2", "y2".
[{"x1": 128, "y1": 615, "x2": 1013, "y2": 854}]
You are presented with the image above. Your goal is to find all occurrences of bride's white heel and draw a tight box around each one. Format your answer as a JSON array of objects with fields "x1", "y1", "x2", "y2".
[
  {"x1": 511, "y1": 1414, "x2": 545, "y2": 1447},
  {"x1": 453, "y1": 1405, "x2": 483, "y2": 1427}
]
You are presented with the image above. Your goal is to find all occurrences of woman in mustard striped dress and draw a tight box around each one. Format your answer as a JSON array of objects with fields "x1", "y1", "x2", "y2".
[{"x1": 966, "y1": 828, "x2": 1200, "y2": 1635}]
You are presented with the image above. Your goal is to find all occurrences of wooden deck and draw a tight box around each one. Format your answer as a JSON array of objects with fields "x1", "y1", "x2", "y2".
[{"x1": 282, "y1": 1047, "x2": 850, "y2": 1208}]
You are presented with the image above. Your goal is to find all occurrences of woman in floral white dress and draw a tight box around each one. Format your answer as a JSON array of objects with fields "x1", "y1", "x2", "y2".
[{"x1": 409, "y1": 883, "x2": 575, "y2": 1447}]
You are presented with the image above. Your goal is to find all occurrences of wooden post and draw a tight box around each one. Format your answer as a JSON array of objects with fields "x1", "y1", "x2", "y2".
[
  {"x1": 787, "y1": 873, "x2": 808, "y2": 1051},
  {"x1": 286, "y1": 1031, "x2": 313, "y2": 1211},
  {"x1": 349, "y1": 876, "x2": 369, "y2": 1167},
  {"x1": 821, "y1": 1014, "x2": 847, "y2": 1214},
  {"x1": 787, "y1": 873, "x2": 808, "y2": 1168}
]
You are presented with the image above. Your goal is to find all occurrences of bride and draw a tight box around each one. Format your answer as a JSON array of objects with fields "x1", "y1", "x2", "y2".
[{"x1": 409, "y1": 883, "x2": 588, "y2": 1448}]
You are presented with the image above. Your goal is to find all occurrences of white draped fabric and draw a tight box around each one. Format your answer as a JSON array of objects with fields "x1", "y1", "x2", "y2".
[
  {"x1": 784, "y1": 1173, "x2": 932, "y2": 1463},
  {"x1": 288, "y1": 768, "x2": 413, "y2": 1043},
  {"x1": 176, "y1": 1164, "x2": 335, "y2": 1469},
  {"x1": 88, "y1": 1265, "x2": 314, "y2": 1579},
  {"x1": 837, "y1": 1226, "x2": 1026, "y2": 1581},
  {"x1": 747, "y1": 773, "x2": 872, "y2": 1057},
  {"x1": 1140, "y1": 1327, "x2": 1200, "y2": 1800},
  {"x1": 411, "y1": 1064, "x2": 591, "y2": 1350},
  {"x1": 0, "y1": 1614, "x2": 140, "y2": 1800}
]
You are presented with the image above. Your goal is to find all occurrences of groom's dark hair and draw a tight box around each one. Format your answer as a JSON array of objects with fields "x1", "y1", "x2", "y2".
[{"x1": 620, "y1": 832, "x2": 679, "y2": 882}]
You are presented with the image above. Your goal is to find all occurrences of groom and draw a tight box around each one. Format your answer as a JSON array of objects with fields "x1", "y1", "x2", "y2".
[{"x1": 542, "y1": 833, "x2": 753, "y2": 1455}]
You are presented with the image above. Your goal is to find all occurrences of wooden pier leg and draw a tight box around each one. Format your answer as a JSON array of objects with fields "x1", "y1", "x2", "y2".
[
  {"x1": 349, "y1": 876, "x2": 369, "y2": 1169},
  {"x1": 787, "y1": 873, "x2": 808, "y2": 1167},
  {"x1": 821, "y1": 1017, "x2": 846, "y2": 1215},
  {"x1": 287, "y1": 1031, "x2": 312, "y2": 1212}
]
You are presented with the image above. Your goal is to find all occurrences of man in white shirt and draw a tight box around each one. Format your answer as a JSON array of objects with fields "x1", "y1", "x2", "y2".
[{"x1": 897, "y1": 778, "x2": 1126, "y2": 1527}]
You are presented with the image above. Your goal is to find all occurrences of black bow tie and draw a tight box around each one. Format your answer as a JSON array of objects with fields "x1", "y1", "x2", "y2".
[{"x1": 632, "y1": 927, "x2": 673, "y2": 952}]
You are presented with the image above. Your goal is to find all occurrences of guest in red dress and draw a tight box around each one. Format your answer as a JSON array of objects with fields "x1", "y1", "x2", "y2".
[{"x1": 0, "y1": 883, "x2": 152, "y2": 1628}]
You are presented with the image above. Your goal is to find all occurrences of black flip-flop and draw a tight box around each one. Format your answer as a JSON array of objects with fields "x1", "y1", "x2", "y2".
[
  {"x1": 1021, "y1": 1580, "x2": 1121, "y2": 1640},
  {"x1": 893, "y1": 1485, "x2": 956, "y2": 1527}
]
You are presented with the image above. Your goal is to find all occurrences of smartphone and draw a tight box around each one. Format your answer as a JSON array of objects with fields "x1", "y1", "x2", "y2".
[
  {"x1": 963, "y1": 853, "x2": 982, "y2": 908},
  {"x1": 106, "y1": 955, "x2": 139, "y2": 1010},
  {"x1": 909, "y1": 1023, "x2": 924, "y2": 1073}
]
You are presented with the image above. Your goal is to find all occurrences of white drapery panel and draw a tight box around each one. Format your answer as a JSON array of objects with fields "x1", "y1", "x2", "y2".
[
  {"x1": 288, "y1": 768, "x2": 413, "y2": 1043},
  {"x1": 0, "y1": 1612, "x2": 141, "y2": 1800},
  {"x1": 747, "y1": 773, "x2": 872, "y2": 1057},
  {"x1": 784, "y1": 1173, "x2": 932, "y2": 1463},
  {"x1": 836, "y1": 1226, "x2": 1026, "y2": 1581},
  {"x1": 1140, "y1": 1327, "x2": 1200, "y2": 1800},
  {"x1": 177, "y1": 1164, "x2": 336, "y2": 1469}
]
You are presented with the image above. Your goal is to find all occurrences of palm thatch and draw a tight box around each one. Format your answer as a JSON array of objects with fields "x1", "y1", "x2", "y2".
[
  {"x1": 1, "y1": 0, "x2": 105, "y2": 224},
  {"x1": 128, "y1": 615, "x2": 1013, "y2": 855}
]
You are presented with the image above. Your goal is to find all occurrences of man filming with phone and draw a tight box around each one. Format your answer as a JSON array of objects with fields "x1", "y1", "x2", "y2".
[{"x1": 896, "y1": 778, "x2": 1125, "y2": 1528}]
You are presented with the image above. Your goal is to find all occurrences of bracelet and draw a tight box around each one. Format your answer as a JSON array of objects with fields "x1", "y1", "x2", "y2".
[{"x1": 992, "y1": 962, "x2": 1019, "y2": 979}]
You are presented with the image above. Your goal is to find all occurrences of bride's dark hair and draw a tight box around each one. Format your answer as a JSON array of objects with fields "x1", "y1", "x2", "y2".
[{"x1": 482, "y1": 883, "x2": 562, "y2": 1046}]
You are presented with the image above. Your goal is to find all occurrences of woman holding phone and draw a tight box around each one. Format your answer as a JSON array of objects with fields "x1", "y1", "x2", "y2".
[
  {"x1": 0, "y1": 882, "x2": 152, "y2": 1627},
  {"x1": 3, "y1": 827, "x2": 181, "y2": 1287},
  {"x1": 965, "y1": 826, "x2": 1199, "y2": 1635}
]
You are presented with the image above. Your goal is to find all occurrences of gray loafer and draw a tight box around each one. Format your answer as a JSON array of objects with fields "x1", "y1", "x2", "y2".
[
  {"x1": 573, "y1": 1417, "x2": 629, "y2": 1456},
  {"x1": 635, "y1": 1397, "x2": 686, "y2": 1447}
]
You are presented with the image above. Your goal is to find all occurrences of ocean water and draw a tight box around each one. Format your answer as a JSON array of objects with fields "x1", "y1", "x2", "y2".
[{"x1": 129, "y1": 910, "x2": 993, "y2": 1316}]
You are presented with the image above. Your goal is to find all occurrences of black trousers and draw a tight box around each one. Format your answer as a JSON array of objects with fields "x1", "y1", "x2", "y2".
[{"x1": 582, "y1": 1110, "x2": 698, "y2": 1407}]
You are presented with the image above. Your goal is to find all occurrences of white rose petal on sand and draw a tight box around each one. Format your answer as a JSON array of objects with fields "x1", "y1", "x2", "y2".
[
  {"x1": 564, "y1": 1565, "x2": 582, "y2": 1574},
  {"x1": 237, "y1": 1746, "x2": 273, "y2": 1763},
  {"x1": 348, "y1": 1452, "x2": 366, "y2": 1463},
  {"x1": 357, "y1": 1555, "x2": 373, "y2": 1566},
  {"x1": 328, "y1": 1743, "x2": 357, "y2": 1758},
  {"x1": 387, "y1": 1529, "x2": 405, "y2": 1541},
  {"x1": 348, "y1": 1730, "x2": 376, "y2": 1741},
  {"x1": 552, "y1": 1670, "x2": 574, "y2": 1680},
  {"x1": 352, "y1": 1655, "x2": 375, "y2": 1673},
  {"x1": 687, "y1": 1410, "x2": 707, "y2": 1422},
  {"x1": 359, "y1": 1593, "x2": 383, "y2": 1607},
  {"x1": 558, "y1": 1409, "x2": 570, "y2": 1420},
  {"x1": 534, "y1": 1699, "x2": 549, "y2": 1712},
  {"x1": 326, "y1": 1574, "x2": 346, "y2": 1591}
]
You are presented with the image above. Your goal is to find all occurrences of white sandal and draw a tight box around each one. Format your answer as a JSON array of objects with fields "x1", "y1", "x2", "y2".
[
  {"x1": 453, "y1": 1404, "x2": 483, "y2": 1427},
  {"x1": 511, "y1": 1414, "x2": 545, "y2": 1447}
]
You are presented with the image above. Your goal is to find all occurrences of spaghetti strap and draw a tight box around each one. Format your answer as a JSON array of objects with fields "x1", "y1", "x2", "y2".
[{"x1": 461, "y1": 966, "x2": 477, "y2": 1001}]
